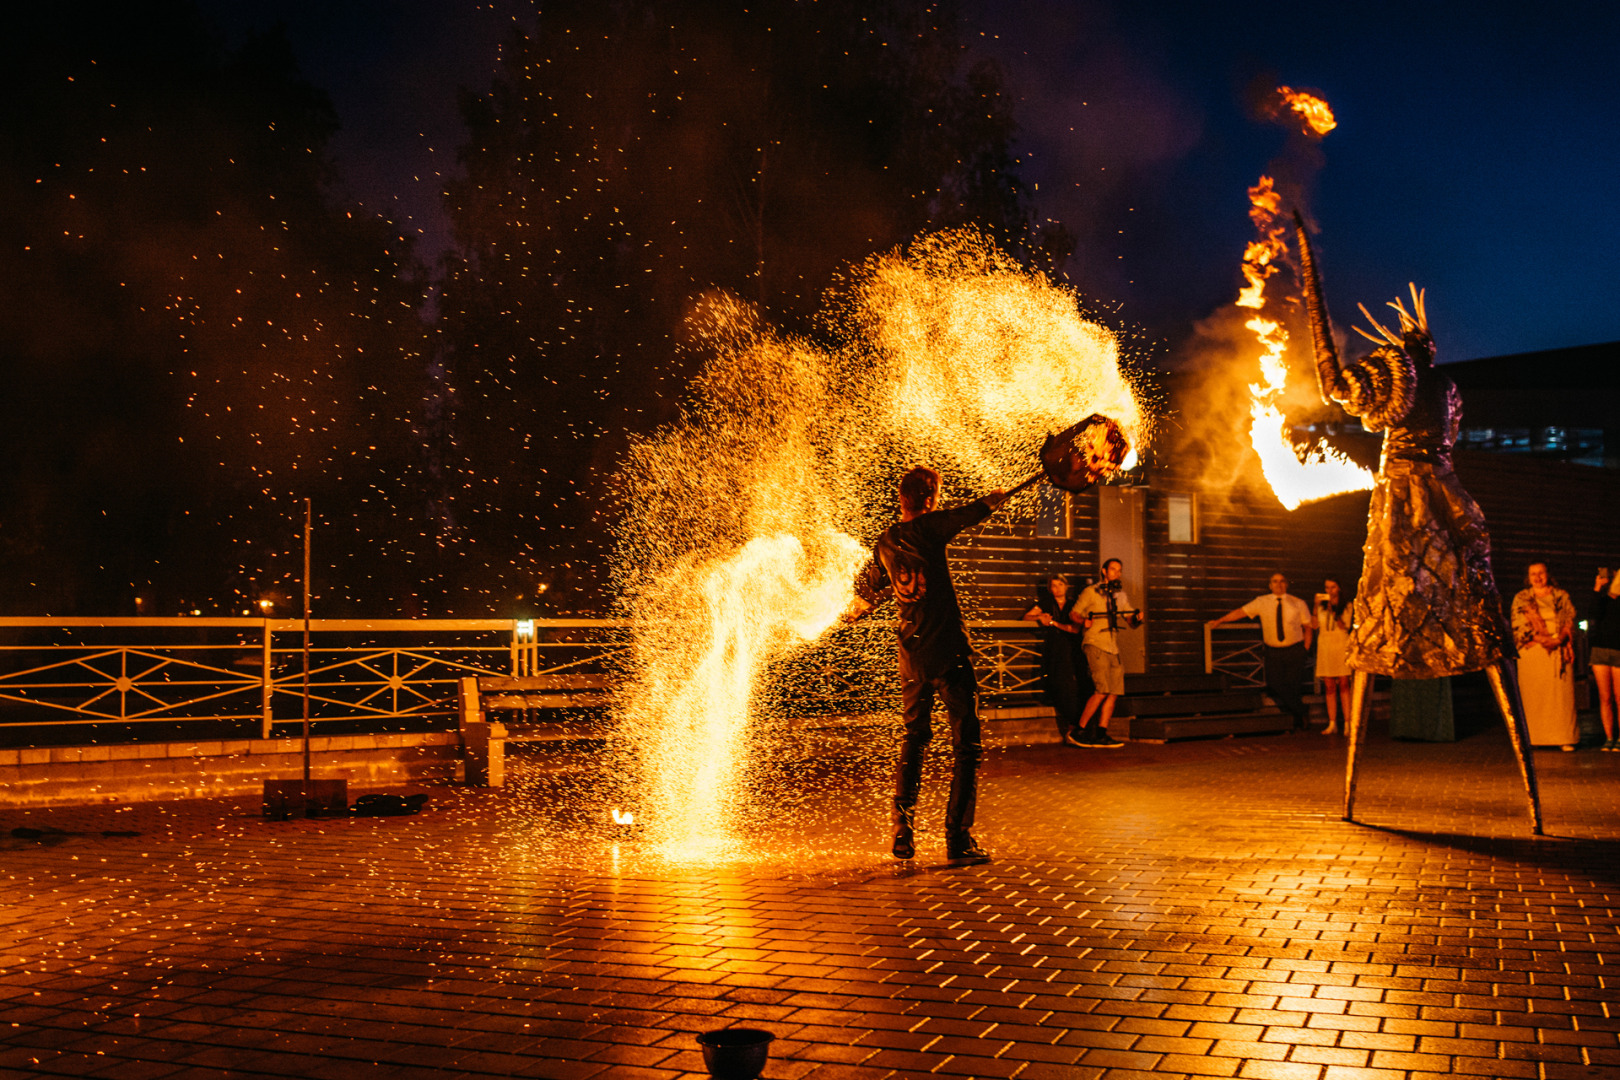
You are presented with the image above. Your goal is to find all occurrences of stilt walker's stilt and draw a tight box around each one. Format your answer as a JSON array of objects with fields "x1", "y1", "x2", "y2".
[
  {"x1": 1343, "y1": 669, "x2": 1371, "y2": 822},
  {"x1": 1484, "y1": 661, "x2": 1544, "y2": 835}
]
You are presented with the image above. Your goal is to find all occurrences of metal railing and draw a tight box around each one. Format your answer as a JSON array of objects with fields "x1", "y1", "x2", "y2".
[
  {"x1": 1204, "y1": 623, "x2": 1265, "y2": 687},
  {"x1": 0, "y1": 618, "x2": 630, "y2": 737},
  {"x1": 0, "y1": 617, "x2": 1047, "y2": 736},
  {"x1": 970, "y1": 621, "x2": 1047, "y2": 696}
]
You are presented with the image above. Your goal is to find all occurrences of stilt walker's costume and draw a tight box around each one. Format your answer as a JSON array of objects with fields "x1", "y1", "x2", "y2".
[{"x1": 1294, "y1": 213, "x2": 1543, "y2": 833}]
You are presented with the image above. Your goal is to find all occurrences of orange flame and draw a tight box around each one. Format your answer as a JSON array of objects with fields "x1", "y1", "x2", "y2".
[
  {"x1": 611, "y1": 807, "x2": 635, "y2": 825},
  {"x1": 1237, "y1": 177, "x2": 1287, "y2": 310},
  {"x1": 1237, "y1": 101, "x2": 1371, "y2": 510},
  {"x1": 1278, "y1": 86, "x2": 1336, "y2": 136}
]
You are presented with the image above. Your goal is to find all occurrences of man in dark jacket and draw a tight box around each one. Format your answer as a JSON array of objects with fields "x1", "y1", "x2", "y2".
[{"x1": 850, "y1": 465, "x2": 1008, "y2": 862}]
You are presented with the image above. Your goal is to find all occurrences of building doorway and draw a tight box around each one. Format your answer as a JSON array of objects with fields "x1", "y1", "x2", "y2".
[{"x1": 1098, "y1": 486, "x2": 1146, "y2": 674}]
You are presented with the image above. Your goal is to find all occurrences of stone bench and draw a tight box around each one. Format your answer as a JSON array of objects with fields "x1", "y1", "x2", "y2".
[{"x1": 458, "y1": 674, "x2": 617, "y2": 787}]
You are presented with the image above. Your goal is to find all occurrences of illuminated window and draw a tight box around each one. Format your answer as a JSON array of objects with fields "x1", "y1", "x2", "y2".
[{"x1": 1167, "y1": 493, "x2": 1198, "y2": 544}]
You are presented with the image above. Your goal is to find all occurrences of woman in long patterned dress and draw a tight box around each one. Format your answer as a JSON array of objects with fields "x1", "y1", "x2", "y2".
[
  {"x1": 1511, "y1": 563, "x2": 1578, "y2": 750},
  {"x1": 1293, "y1": 211, "x2": 1542, "y2": 832}
]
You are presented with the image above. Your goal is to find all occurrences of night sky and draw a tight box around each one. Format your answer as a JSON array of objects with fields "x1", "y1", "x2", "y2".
[
  {"x1": 206, "y1": 0, "x2": 1620, "y2": 364},
  {"x1": 4, "y1": 0, "x2": 1614, "y2": 616}
]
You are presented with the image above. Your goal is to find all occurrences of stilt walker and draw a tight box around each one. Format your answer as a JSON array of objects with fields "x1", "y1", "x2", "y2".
[{"x1": 1293, "y1": 212, "x2": 1543, "y2": 834}]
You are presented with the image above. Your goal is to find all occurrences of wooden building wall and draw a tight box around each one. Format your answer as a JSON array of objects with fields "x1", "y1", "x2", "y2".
[
  {"x1": 1455, "y1": 451, "x2": 1620, "y2": 605},
  {"x1": 950, "y1": 490, "x2": 1101, "y2": 619},
  {"x1": 1139, "y1": 464, "x2": 1368, "y2": 675}
]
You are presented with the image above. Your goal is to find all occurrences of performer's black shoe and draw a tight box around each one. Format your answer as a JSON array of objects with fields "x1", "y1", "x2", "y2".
[
  {"x1": 1081, "y1": 727, "x2": 1123, "y2": 748},
  {"x1": 892, "y1": 825, "x2": 915, "y2": 860},
  {"x1": 946, "y1": 832, "x2": 989, "y2": 862},
  {"x1": 1063, "y1": 729, "x2": 1088, "y2": 747}
]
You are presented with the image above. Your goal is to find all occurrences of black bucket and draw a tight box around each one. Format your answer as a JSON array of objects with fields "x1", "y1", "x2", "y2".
[{"x1": 695, "y1": 1027, "x2": 774, "y2": 1080}]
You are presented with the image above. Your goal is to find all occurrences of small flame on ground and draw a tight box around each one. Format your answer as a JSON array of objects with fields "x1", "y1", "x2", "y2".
[{"x1": 1237, "y1": 95, "x2": 1371, "y2": 509}]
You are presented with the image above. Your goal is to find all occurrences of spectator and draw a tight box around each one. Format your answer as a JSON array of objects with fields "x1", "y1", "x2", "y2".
[
  {"x1": 1022, "y1": 574, "x2": 1087, "y2": 746},
  {"x1": 1590, "y1": 566, "x2": 1620, "y2": 751},
  {"x1": 1512, "y1": 562, "x2": 1578, "y2": 751},
  {"x1": 1070, "y1": 558, "x2": 1141, "y2": 747},
  {"x1": 1208, "y1": 573, "x2": 1314, "y2": 730},
  {"x1": 1313, "y1": 578, "x2": 1353, "y2": 735},
  {"x1": 1509, "y1": 566, "x2": 1574, "y2": 751}
]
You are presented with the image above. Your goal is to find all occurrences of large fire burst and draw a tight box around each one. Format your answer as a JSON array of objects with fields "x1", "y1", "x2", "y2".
[
  {"x1": 1239, "y1": 88, "x2": 1372, "y2": 511},
  {"x1": 608, "y1": 230, "x2": 1145, "y2": 862}
]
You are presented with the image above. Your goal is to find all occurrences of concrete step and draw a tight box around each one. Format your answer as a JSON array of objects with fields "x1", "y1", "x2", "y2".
[
  {"x1": 1115, "y1": 691, "x2": 1264, "y2": 718},
  {"x1": 1123, "y1": 673, "x2": 1227, "y2": 695},
  {"x1": 1116, "y1": 711, "x2": 1292, "y2": 742}
]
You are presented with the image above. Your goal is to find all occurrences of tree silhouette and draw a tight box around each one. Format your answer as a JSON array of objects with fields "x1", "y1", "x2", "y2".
[
  {"x1": 435, "y1": 0, "x2": 1057, "y2": 612},
  {"x1": 0, "y1": 2, "x2": 429, "y2": 615}
]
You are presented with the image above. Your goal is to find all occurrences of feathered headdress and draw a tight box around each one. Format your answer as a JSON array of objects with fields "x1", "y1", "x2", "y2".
[{"x1": 1355, "y1": 283, "x2": 1430, "y2": 349}]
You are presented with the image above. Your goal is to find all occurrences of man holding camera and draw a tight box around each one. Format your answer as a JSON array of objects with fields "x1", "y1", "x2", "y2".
[{"x1": 1071, "y1": 558, "x2": 1142, "y2": 747}]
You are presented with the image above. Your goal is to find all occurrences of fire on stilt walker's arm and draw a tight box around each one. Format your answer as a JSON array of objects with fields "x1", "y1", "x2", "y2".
[
  {"x1": 1291, "y1": 210, "x2": 1544, "y2": 835},
  {"x1": 1294, "y1": 211, "x2": 1417, "y2": 434}
]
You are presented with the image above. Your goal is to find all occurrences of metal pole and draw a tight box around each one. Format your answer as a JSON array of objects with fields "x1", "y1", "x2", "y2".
[
  {"x1": 1485, "y1": 661, "x2": 1544, "y2": 835},
  {"x1": 1343, "y1": 669, "x2": 1370, "y2": 821},
  {"x1": 302, "y1": 498, "x2": 312, "y2": 789},
  {"x1": 261, "y1": 619, "x2": 273, "y2": 739}
]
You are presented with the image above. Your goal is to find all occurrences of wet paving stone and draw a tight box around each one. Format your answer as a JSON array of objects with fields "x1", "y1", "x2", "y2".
[{"x1": 3, "y1": 728, "x2": 1619, "y2": 1078}]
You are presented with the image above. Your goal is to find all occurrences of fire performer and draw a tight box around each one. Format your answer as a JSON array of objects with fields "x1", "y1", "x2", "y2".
[
  {"x1": 1293, "y1": 212, "x2": 1543, "y2": 833},
  {"x1": 848, "y1": 466, "x2": 1009, "y2": 862}
]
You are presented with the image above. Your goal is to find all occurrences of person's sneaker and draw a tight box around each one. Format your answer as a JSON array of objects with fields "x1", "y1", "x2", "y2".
[
  {"x1": 945, "y1": 832, "x2": 989, "y2": 861},
  {"x1": 1088, "y1": 729, "x2": 1124, "y2": 748},
  {"x1": 892, "y1": 825, "x2": 915, "y2": 860},
  {"x1": 1605, "y1": 739, "x2": 1619, "y2": 752},
  {"x1": 1063, "y1": 729, "x2": 1090, "y2": 747}
]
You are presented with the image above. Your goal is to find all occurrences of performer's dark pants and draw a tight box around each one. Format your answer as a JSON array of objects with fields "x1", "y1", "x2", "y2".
[
  {"x1": 1264, "y1": 642, "x2": 1310, "y2": 728},
  {"x1": 895, "y1": 656, "x2": 982, "y2": 835},
  {"x1": 1043, "y1": 645, "x2": 1082, "y2": 738}
]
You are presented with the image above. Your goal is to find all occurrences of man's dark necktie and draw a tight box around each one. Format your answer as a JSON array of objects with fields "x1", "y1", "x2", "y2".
[{"x1": 1275, "y1": 598, "x2": 1285, "y2": 643}]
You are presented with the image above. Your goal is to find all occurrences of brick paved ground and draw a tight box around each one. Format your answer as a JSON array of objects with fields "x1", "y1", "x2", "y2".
[{"x1": 3, "y1": 723, "x2": 1619, "y2": 1080}]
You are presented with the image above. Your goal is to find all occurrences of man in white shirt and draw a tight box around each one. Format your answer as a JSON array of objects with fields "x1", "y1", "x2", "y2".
[
  {"x1": 1208, "y1": 573, "x2": 1314, "y2": 730},
  {"x1": 1070, "y1": 558, "x2": 1142, "y2": 747}
]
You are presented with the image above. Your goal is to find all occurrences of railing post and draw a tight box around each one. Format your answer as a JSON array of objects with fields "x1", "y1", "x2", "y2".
[
  {"x1": 1204, "y1": 623, "x2": 1214, "y2": 675},
  {"x1": 511, "y1": 619, "x2": 536, "y2": 677},
  {"x1": 261, "y1": 619, "x2": 274, "y2": 738}
]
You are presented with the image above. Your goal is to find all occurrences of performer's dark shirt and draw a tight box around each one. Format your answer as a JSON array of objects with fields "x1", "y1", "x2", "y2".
[{"x1": 856, "y1": 500, "x2": 993, "y2": 679}]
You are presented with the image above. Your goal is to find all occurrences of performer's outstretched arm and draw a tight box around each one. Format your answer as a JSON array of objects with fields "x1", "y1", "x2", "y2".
[
  {"x1": 1293, "y1": 211, "x2": 1416, "y2": 430},
  {"x1": 1293, "y1": 211, "x2": 1351, "y2": 407}
]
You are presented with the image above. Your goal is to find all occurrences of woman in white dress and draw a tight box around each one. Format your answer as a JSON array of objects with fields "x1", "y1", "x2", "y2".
[
  {"x1": 1313, "y1": 578, "x2": 1353, "y2": 735},
  {"x1": 1511, "y1": 563, "x2": 1578, "y2": 751}
]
